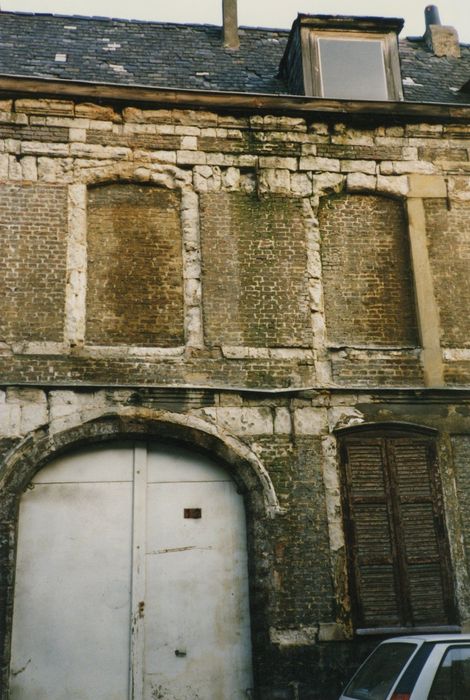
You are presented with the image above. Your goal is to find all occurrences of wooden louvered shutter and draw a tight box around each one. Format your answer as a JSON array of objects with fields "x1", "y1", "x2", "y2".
[
  {"x1": 389, "y1": 438, "x2": 454, "y2": 626},
  {"x1": 341, "y1": 439, "x2": 401, "y2": 628},
  {"x1": 340, "y1": 432, "x2": 455, "y2": 631}
]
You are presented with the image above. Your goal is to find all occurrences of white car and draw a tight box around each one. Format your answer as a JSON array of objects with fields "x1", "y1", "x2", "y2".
[{"x1": 339, "y1": 634, "x2": 470, "y2": 700}]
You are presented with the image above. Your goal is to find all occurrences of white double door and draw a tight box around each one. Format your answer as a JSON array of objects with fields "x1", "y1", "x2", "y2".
[{"x1": 10, "y1": 442, "x2": 253, "y2": 699}]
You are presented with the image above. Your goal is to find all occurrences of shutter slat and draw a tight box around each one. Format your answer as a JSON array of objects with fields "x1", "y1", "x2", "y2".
[
  {"x1": 408, "y1": 564, "x2": 447, "y2": 624},
  {"x1": 359, "y1": 566, "x2": 400, "y2": 626},
  {"x1": 400, "y1": 503, "x2": 439, "y2": 561},
  {"x1": 354, "y1": 504, "x2": 393, "y2": 561},
  {"x1": 393, "y1": 441, "x2": 432, "y2": 498},
  {"x1": 347, "y1": 443, "x2": 386, "y2": 497}
]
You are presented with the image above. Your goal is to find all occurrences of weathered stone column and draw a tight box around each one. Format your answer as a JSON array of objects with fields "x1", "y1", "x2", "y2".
[{"x1": 406, "y1": 174, "x2": 446, "y2": 386}]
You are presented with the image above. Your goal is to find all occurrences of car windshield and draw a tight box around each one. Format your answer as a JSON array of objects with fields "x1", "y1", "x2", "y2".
[{"x1": 344, "y1": 642, "x2": 417, "y2": 700}]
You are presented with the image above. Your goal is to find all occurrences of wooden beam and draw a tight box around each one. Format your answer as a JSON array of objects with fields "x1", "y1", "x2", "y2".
[{"x1": 0, "y1": 74, "x2": 469, "y2": 122}]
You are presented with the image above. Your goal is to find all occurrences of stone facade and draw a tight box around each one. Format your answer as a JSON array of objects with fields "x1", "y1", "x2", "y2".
[{"x1": 1, "y1": 93, "x2": 470, "y2": 699}]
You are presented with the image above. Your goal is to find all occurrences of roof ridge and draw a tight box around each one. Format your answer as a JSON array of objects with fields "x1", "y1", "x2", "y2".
[{"x1": 0, "y1": 9, "x2": 290, "y2": 33}]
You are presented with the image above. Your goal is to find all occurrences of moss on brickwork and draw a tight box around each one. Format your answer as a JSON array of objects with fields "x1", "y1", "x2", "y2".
[
  {"x1": 425, "y1": 198, "x2": 470, "y2": 349},
  {"x1": 320, "y1": 193, "x2": 418, "y2": 347},
  {"x1": 255, "y1": 435, "x2": 334, "y2": 626},
  {"x1": 86, "y1": 183, "x2": 184, "y2": 346},
  {"x1": 200, "y1": 192, "x2": 311, "y2": 348}
]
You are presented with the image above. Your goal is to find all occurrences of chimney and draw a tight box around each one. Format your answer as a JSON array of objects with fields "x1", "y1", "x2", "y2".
[
  {"x1": 424, "y1": 4, "x2": 460, "y2": 58},
  {"x1": 223, "y1": 0, "x2": 239, "y2": 49}
]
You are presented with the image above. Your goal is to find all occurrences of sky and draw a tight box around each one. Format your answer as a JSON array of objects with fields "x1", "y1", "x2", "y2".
[{"x1": 1, "y1": 0, "x2": 469, "y2": 42}]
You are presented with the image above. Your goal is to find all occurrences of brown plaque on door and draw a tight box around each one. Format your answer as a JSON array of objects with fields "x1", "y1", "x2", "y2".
[{"x1": 184, "y1": 508, "x2": 202, "y2": 519}]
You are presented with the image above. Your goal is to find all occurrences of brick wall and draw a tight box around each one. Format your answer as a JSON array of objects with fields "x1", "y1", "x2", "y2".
[
  {"x1": 258, "y1": 434, "x2": 333, "y2": 625},
  {"x1": 425, "y1": 198, "x2": 470, "y2": 348},
  {"x1": 200, "y1": 192, "x2": 311, "y2": 347},
  {"x1": 320, "y1": 193, "x2": 418, "y2": 347},
  {"x1": 86, "y1": 183, "x2": 184, "y2": 346},
  {"x1": 0, "y1": 183, "x2": 67, "y2": 343},
  {"x1": 451, "y1": 435, "x2": 470, "y2": 580},
  {"x1": 331, "y1": 349, "x2": 423, "y2": 385}
]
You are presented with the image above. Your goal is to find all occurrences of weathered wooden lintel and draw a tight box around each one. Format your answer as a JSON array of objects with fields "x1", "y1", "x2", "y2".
[{"x1": 0, "y1": 74, "x2": 469, "y2": 122}]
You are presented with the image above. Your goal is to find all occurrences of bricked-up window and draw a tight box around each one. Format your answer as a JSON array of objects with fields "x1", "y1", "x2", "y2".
[
  {"x1": 0, "y1": 183, "x2": 68, "y2": 342},
  {"x1": 320, "y1": 194, "x2": 419, "y2": 347},
  {"x1": 339, "y1": 426, "x2": 456, "y2": 633},
  {"x1": 86, "y1": 183, "x2": 184, "y2": 347},
  {"x1": 200, "y1": 192, "x2": 311, "y2": 348}
]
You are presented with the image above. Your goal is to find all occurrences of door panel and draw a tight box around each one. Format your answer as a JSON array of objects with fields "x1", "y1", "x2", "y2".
[
  {"x1": 10, "y1": 449, "x2": 134, "y2": 699},
  {"x1": 144, "y1": 481, "x2": 252, "y2": 699},
  {"x1": 147, "y1": 443, "x2": 230, "y2": 483}
]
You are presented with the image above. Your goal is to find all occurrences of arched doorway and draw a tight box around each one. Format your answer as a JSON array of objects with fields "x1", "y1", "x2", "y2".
[{"x1": 10, "y1": 440, "x2": 253, "y2": 699}]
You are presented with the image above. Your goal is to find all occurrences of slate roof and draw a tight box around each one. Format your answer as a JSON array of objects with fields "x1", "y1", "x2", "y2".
[{"x1": 0, "y1": 10, "x2": 469, "y2": 104}]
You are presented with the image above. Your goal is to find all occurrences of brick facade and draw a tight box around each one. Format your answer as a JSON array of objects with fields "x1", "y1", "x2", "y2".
[{"x1": 0, "y1": 90, "x2": 470, "y2": 700}]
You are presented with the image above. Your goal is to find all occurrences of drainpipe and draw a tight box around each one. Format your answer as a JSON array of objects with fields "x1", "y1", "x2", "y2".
[{"x1": 223, "y1": 0, "x2": 239, "y2": 49}]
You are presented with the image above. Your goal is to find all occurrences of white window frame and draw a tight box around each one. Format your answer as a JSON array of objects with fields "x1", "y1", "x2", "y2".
[{"x1": 301, "y1": 28, "x2": 403, "y2": 101}]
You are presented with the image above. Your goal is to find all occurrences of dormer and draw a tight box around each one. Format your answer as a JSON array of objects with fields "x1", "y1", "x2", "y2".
[{"x1": 280, "y1": 14, "x2": 404, "y2": 101}]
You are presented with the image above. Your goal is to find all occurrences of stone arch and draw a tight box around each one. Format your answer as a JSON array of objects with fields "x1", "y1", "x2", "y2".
[
  {"x1": 0, "y1": 407, "x2": 279, "y2": 696},
  {"x1": 78, "y1": 161, "x2": 192, "y2": 189},
  {"x1": 333, "y1": 419, "x2": 438, "y2": 437},
  {"x1": 0, "y1": 407, "x2": 280, "y2": 514}
]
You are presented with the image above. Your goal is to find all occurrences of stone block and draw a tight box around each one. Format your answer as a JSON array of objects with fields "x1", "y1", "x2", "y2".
[
  {"x1": 180, "y1": 136, "x2": 197, "y2": 150},
  {"x1": 20, "y1": 156, "x2": 37, "y2": 181},
  {"x1": 293, "y1": 407, "x2": 328, "y2": 435},
  {"x1": 258, "y1": 168, "x2": 291, "y2": 194},
  {"x1": 274, "y1": 408, "x2": 292, "y2": 434},
  {"x1": 312, "y1": 172, "x2": 344, "y2": 194},
  {"x1": 69, "y1": 128, "x2": 87, "y2": 142},
  {"x1": 447, "y1": 176, "x2": 470, "y2": 202},
  {"x1": 346, "y1": 172, "x2": 377, "y2": 191},
  {"x1": 216, "y1": 407, "x2": 274, "y2": 435},
  {"x1": 340, "y1": 160, "x2": 377, "y2": 174},
  {"x1": 0, "y1": 402, "x2": 21, "y2": 437},
  {"x1": 176, "y1": 150, "x2": 206, "y2": 165},
  {"x1": 15, "y1": 98, "x2": 75, "y2": 116},
  {"x1": 21, "y1": 141, "x2": 70, "y2": 157},
  {"x1": 299, "y1": 156, "x2": 340, "y2": 172},
  {"x1": 70, "y1": 143, "x2": 131, "y2": 159},
  {"x1": 222, "y1": 166, "x2": 240, "y2": 190},
  {"x1": 291, "y1": 172, "x2": 312, "y2": 196},
  {"x1": 376, "y1": 175, "x2": 409, "y2": 196},
  {"x1": 259, "y1": 156, "x2": 297, "y2": 171},
  {"x1": 75, "y1": 103, "x2": 120, "y2": 121},
  {"x1": 408, "y1": 174, "x2": 447, "y2": 198},
  {"x1": 0, "y1": 153, "x2": 9, "y2": 178}
]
